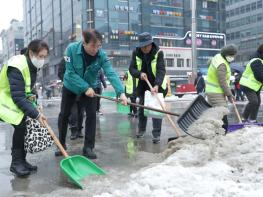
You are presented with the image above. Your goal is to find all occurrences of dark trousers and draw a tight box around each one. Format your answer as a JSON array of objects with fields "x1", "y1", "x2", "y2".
[
  {"x1": 222, "y1": 115, "x2": 228, "y2": 133},
  {"x1": 235, "y1": 88, "x2": 244, "y2": 101},
  {"x1": 58, "y1": 86, "x2": 97, "y2": 149},
  {"x1": 68, "y1": 100, "x2": 84, "y2": 133},
  {"x1": 94, "y1": 88, "x2": 102, "y2": 111},
  {"x1": 242, "y1": 87, "x2": 261, "y2": 120},
  {"x1": 138, "y1": 94, "x2": 162, "y2": 137},
  {"x1": 12, "y1": 118, "x2": 27, "y2": 150},
  {"x1": 129, "y1": 96, "x2": 137, "y2": 114}
]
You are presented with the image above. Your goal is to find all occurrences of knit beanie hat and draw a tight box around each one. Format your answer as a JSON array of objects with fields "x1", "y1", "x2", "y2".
[{"x1": 220, "y1": 44, "x2": 238, "y2": 56}]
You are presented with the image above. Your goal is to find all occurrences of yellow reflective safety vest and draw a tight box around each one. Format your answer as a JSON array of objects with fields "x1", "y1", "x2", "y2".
[
  {"x1": 135, "y1": 50, "x2": 167, "y2": 90},
  {"x1": 0, "y1": 55, "x2": 31, "y2": 125},
  {"x1": 206, "y1": 54, "x2": 231, "y2": 94},
  {"x1": 125, "y1": 71, "x2": 138, "y2": 95},
  {"x1": 240, "y1": 58, "x2": 263, "y2": 92}
]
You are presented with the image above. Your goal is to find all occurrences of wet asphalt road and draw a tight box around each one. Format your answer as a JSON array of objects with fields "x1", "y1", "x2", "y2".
[
  {"x1": 0, "y1": 97, "x2": 185, "y2": 197},
  {"x1": 0, "y1": 95, "x2": 262, "y2": 197}
]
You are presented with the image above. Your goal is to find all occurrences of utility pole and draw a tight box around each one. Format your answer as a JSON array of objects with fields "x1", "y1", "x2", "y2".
[{"x1": 191, "y1": 0, "x2": 197, "y2": 73}]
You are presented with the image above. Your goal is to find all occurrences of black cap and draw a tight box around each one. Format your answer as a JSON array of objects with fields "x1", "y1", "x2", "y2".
[{"x1": 138, "y1": 32, "x2": 153, "y2": 48}]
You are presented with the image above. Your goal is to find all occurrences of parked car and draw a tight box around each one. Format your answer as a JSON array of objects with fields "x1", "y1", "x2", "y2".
[{"x1": 175, "y1": 83, "x2": 197, "y2": 98}]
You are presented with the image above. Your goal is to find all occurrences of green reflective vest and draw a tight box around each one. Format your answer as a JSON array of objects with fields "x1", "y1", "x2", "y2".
[
  {"x1": 206, "y1": 54, "x2": 231, "y2": 94},
  {"x1": 239, "y1": 58, "x2": 263, "y2": 92},
  {"x1": 125, "y1": 71, "x2": 138, "y2": 95},
  {"x1": 135, "y1": 50, "x2": 167, "y2": 90},
  {"x1": 0, "y1": 55, "x2": 31, "y2": 125}
]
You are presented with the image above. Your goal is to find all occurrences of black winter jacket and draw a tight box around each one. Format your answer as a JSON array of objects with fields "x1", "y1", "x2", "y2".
[
  {"x1": 58, "y1": 58, "x2": 66, "y2": 81},
  {"x1": 129, "y1": 43, "x2": 166, "y2": 96},
  {"x1": 250, "y1": 52, "x2": 263, "y2": 83},
  {"x1": 7, "y1": 55, "x2": 39, "y2": 120},
  {"x1": 194, "y1": 76, "x2": 205, "y2": 93}
]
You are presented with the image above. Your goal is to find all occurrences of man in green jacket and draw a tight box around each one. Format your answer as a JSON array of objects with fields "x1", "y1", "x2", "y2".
[{"x1": 56, "y1": 29, "x2": 128, "y2": 159}]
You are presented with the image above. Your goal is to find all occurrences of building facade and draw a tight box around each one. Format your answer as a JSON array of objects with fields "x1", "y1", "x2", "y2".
[
  {"x1": 23, "y1": 0, "x2": 82, "y2": 85},
  {"x1": 226, "y1": 0, "x2": 263, "y2": 65},
  {"x1": 84, "y1": 0, "x2": 226, "y2": 77},
  {"x1": 147, "y1": 0, "x2": 226, "y2": 78},
  {"x1": 190, "y1": 0, "x2": 226, "y2": 69},
  {"x1": 83, "y1": 0, "x2": 142, "y2": 73},
  {"x1": 24, "y1": 0, "x2": 226, "y2": 84},
  {"x1": 0, "y1": 19, "x2": 24, "y2": 63}
]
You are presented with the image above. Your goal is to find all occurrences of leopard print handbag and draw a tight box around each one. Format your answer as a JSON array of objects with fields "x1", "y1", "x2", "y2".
[{"x1": 24, "y1": 117, "x2": 54, "y2": 153}]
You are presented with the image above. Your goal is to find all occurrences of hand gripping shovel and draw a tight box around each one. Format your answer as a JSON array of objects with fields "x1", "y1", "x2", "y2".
[{"x1": 43, "y1": 120, "x2": 106, "y2": 189}]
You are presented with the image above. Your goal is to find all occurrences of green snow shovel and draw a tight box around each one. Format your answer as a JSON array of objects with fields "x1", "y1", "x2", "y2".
[{"x1": 43, "y1": 120, "x2": 106, "y2": 189}]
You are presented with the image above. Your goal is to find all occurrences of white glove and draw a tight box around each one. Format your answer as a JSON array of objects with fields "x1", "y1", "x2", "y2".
[{"x1": 120, "y1": 93, "x2": 128, "y2": 105}]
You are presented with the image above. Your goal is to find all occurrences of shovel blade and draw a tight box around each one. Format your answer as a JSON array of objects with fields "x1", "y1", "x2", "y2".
[
  {"x1": 167, "y1": 95, "x2": 211, "y2": 142},
  {"x1": 228, "y1": 122, "x2": 263, "y2": 132},
  {"x1": 177, "y1": 95, "x2": 212, "y2": 133},
  {"x1": 60, "y1": 155, "x2": 106, "y2": 189}
]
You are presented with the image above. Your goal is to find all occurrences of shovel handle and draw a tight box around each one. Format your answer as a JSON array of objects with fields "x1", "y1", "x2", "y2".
[
  {"x1": 232, "y1": 100, "x2": 242, "y2": 123},
  {"x1": 144, "y1": 78, "x2": 181, "y2": 138},
  {"x1": 43, "y1": 120, "x2": 69, "y2": 158},
  {"x1": 94, "y1": 93, "x2": 180, "y2": 117}
]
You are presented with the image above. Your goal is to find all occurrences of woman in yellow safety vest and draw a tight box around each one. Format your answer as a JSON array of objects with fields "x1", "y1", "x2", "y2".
[
  {"x1": 240, "y1": 44, "x2": 263, "y2": 123},
  {"x1": 0, "y1": 40, "x2": 49, "y2": 177},
  {"x1": 205, "y1": 44, "x2": 237, "y2": 133}
]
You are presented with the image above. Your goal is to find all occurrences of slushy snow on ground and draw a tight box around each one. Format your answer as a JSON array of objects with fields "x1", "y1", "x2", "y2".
[
  {"x1": 39, "y1": 107, "x2": 263, "y2": 197},
  {"x1": 94, "y1": 107, "x2": 263, "y2": 197}
]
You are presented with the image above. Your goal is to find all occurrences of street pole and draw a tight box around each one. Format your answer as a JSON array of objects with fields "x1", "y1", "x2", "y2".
[{"x1": 191, "y1": 0, "x2": 197, "y2": 74}]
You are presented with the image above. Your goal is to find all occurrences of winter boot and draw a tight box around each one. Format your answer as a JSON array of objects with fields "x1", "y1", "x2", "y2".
[
  {"x1": 77, "y1": 131, "x2": 84, "y2": 138},
  {"x1": 70, "y1": 127, "x2": 78, "y2": 140},
  {"x1": 10, "y1": 149, "x2": 30, "y2": 177},
  {"x1": 22, "y1": 150, "x2": 37, "y2": 171},
  {"x1": 152, "y1": 136, "x2": 160, "y2": 144},
  {"x1": 54, "y1": 144, "x2": 67, "y2": 157},
  {"x1": 83, "y1": 147, "x2": 97, "y2": 159},
  {"x1": 136, "y1": 130, "x2": 145, "y2": 138}
]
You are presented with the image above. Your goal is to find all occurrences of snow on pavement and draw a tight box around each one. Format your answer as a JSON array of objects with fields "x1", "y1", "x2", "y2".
[
  {"x1": 94, "y1": 107, "x2": 263, "y2": 197},
  {"x1": 40, "y1": 107, "x2": 263, "y2": 197}
]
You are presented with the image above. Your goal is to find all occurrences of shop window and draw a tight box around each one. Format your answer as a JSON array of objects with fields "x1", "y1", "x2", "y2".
[
  {"x1": 186, "y1": 59, "x2": 191, "y2": 67},
  {"x1": 246, "y1": 4, "x2": 251, "y2": 12},
  {"x1": 235, "y1": 8, "x2": 240, "y2": 15},
  {"x1": 177, "y1": 58, "x2": 184, "y2": 67},
  {"x1": 257, "y1": 0, "x2": 262, "y2": 8},
  {"x1": 258, "y1": 13, "x2": 263, "y2": 21},
  {"x1": 166, "y1": 58, "x2": 174, "y2": 67},
  {"x1": 240, "y1": 5, "x2": 245, "y2": 13}
]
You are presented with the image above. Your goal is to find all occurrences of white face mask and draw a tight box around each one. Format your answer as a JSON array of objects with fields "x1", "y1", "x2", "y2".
[
  {"x1": 31, "y1": 56, "x2": 45, "y2": 69},
  {"x1": 226, "y1": 56, "x2": 235, "y2": 63}
]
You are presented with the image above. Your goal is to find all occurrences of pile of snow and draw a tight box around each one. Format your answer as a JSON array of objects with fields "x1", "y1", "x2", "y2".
[
  {"x1": 40, "y1": 107, "x2": 263, "y2": 197},
  {"x1": 94, "y1": 107, "x2": 263, "y2": 197}
]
